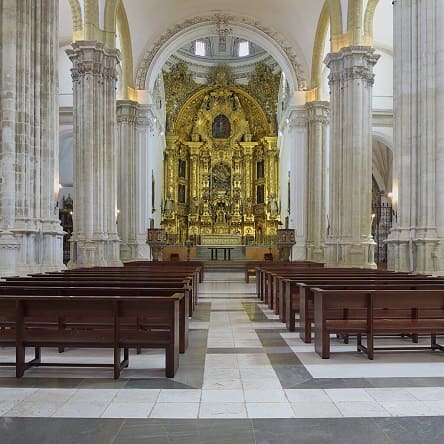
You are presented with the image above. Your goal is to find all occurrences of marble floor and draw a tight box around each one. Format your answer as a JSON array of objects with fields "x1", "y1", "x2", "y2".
[{"x1": 1, "y1": 270, "x2": 444, "y2": 443}]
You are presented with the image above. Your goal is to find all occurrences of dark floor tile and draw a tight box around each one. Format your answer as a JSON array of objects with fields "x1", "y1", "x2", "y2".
[
  {"x1": 367, "y1": 377, "x2": 444, "y2": 388},
  {"x1": 206, "y1": 348, "x2": 264, "y2": 354},
  {"x1": 0, "y1": 418, "x2": 123, "y2": 444},
  {"x1": 273, "y1": 365, "x2": 312, "y2": 388},
  {"x1": 172, "y1": 368, "x2": 204, "y2": 388},
  {"x1": 0, "y1": 377, "x2": 84, "y2": 389},
  {"x1": 375, "y1": 416, "x2": 444, "y2": 444},
  {"x1": 77, "y1": 379, "x2": 128, "y2": 389},
  {"x1": 267, "y1": 352, "x2": 302, "y2": 365},
  {"x1": 290, "y1": 378, "x2": 371, "y2": 390},
  {"x1": 125, "y1": 379, "x2": 194, "y2": 389},
  {"x1": 252, "y1": 418, "x2": 393, "y2": 444}
]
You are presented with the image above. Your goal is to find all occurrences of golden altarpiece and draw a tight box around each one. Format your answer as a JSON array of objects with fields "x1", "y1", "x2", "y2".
[{"x1": 161, "y1": 64, "x2": 280, "y2": 245}]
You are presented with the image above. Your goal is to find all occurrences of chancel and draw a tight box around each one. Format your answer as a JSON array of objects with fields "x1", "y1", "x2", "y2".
[{"x1": 1, "y1": 1, "x2": 444, "y2": 442}]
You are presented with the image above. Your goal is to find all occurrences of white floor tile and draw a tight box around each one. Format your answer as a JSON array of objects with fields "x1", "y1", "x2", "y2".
[
  {"x1": 199, "y1": 402, "x2": 247, "y2": 418},
  {"x1": 379, "y1": 401, "x2": 438, "y2": 417},
  {"x1": 406, "y1": 387, "x2": 444, "y2": 401},
  {"x1": 201, "y1": 389, "x2": 244, "y2": 403},
  {"x1": 101, "y1": 401, "x2": 154, "y2": 418},
  {"x1": 157, "y1": 389, "x2": 201, "y2": 403},
  {"x1": 246, "y1": 402, "x2": 294, "y2": 418},
  {"x1": 291, "y1": 401, "x2": 343, "y2": 418},
  {"x1": 112, "y1": 389, "x2": 160, "y2": 403},
  {"x1": 326, "y1": 389, "x2": 374, "y2": 402},
  {"x1": 6, "y1": 401, "x2": 61, "y2": 417},
  {"x1": 52, "y1": 400, "x2": 110, "y2": 417},
  {"x1": 244, "y1": 389, "x2": 287, "y2": 403},
  {"x1": 365, "y1": 388, "x2": 417, "y2": 402},
  {"x1": 150, "y1": 402, "x2": 199, "y2": 418},
  {"x1": 335, "y1": 401, "x2": 391, "y2": 417},
  {"x1": 285, "y1": 389, "x2": 331, "y2": 403}
]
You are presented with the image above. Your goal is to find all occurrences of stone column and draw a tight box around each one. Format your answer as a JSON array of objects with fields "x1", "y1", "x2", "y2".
[
  {"x1": 67, "y1": 42, "x2": 122, "y2": 268},
  {"x1": 287, "y1": 109, "x2": 308, "y2": 260},
  {"x1": 117, "y1": 100, "x2": 150, "y2": 261},
  {"x1": 387, "y1": 0, "x2": 443, "y2": 274},
  {"x1": 0, "y1": 0, "x2": 20, "y2": 275},
  {"x1": 325, "y1": 46, "x2": 379, "y2": 268},
  {"x1": 306, "y1": 101, "x2": 329, "y2": 263},
  {"x1": 0, "y1": 0, "x2": 64, "y2": 277}
]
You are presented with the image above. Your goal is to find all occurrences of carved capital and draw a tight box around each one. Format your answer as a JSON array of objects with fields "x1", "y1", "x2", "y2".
[
  {"x1": 306, "y1": 101, "x2": 330, "y2": 125},
  {"x1": 325, "y1": 46, "x2": 380, "y2": 87},
  {"x1": 67, "y1": 41, "x2": 121, "y2": 83},
  {"x1": 116, "y1": 100, "x2": 138, "y2": 124}
]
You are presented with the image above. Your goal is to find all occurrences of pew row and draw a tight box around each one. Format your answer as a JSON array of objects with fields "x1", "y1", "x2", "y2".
[
  {"x1": 0, "y1": 293, "x2": 183, "y2": 378},
  {"x1": 313, "y1": 289, "x2": 444, "y2": 359}
]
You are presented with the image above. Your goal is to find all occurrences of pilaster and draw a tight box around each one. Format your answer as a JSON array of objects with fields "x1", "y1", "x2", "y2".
[
  {"x1": 306, "y1": 101, "x2": 329, "y2": 263},
  {"x1": 67, "y1": 41, "x2": 122, "y2": 268},
  {"x1": 324, "y1": 46, "x2": 379, "y2": 268}
]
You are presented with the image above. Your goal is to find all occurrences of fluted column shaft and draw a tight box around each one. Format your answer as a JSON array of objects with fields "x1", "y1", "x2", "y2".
[
  {"x1": 67, "y1": 41, "x2": 122, "y2": 267},
  {"x1": 0, "y1": 0, "x2": 64, "y2": 277},
  {"x1": 306, "y1": 101, "x2": 329, "y2": 263},
  {"x1": 116, "y1": 100, "x2": 150, "y2": 261},
  {"x1": 325, "y1": 46, "x2": 379, "y2": 268},
  {"x1": 387, "y1": 0, "x2": 444, "y2": 274}
]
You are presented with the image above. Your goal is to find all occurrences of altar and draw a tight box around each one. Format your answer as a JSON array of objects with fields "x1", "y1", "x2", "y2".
[{"x1": 200, "y1": 234, "x2": 242, "y2": 246}]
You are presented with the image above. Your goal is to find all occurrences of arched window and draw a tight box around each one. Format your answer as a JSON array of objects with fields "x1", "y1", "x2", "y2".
[{"x1": 212, "y1": 115, "x2": 231, "y2": 138}]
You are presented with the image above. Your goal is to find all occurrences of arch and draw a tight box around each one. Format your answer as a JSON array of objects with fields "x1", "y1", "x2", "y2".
[
  {"x1": 135, "y1": 14, "x2": 307, "y2": 94},
  {"x1": 326, "y1": 0, "x2": 343, "y2": 36},
  {"x1": 116, "y1": 2, "x2": 135, "y2": 98},
  {"x1": 310, "y1": 2, "x2": 330, "y2": 99},
  {"x1": 363, "y1": 0, "x2": 380, "y2": 45},
  {"x1": 84, "y1": 0, "x2": 100, "y2": 40},
  {"x1": 347, "y1": 0, "x2": 363, "y2": 45},
  {"x1": 104, "y1": 0, "x2": 119, "y2": 48},
  {"x1": 372, "y1": 132, "x2": 393, "y2": 194},
  {"x1": 67, "y1": 0, "x2": 83, "y2": 40},
  {"x1": 102, "y1": 1, "x2": 135, "y2": 99}
]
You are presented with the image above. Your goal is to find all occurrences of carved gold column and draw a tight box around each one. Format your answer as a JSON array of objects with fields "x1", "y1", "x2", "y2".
[
  {"x1": 188, "y1": 143, "x2": 202, "y2": 200},
  {"x1": 163, "y1": 137, "x2": 177, "y2": 236},
  {"x1": 264, "y1": 137, "x2": 279, "y2": 200}
]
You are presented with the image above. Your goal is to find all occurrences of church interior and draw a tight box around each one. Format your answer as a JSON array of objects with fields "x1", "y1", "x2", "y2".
[{"x1": 1, "y1": 0, "x2": 444, "y2": 442}]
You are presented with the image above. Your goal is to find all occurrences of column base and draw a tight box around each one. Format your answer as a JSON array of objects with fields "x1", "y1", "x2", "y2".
[
  {"x1": 120, "y1": 241, "x2": 149, "y2": 261},
  {"x1": 386, "y1": 228, "x2": 441, "y2": 274},
  {"x1": 306, "y1": 243, "x2": 325, "y2": 263},
  {"x1": 325, "y1": 239, "x2": 376, "y2": 269},
  {"x1": 69, "y1": 238, "x2": 123, "y2": 268},
  {"x1": 0, "y1": 231, "x2": 20, "y2": 277}
]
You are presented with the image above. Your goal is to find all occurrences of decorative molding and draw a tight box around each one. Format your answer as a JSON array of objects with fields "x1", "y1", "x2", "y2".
[{"x1": 135, "y1": 13, "x2": 307, "y2": 90}]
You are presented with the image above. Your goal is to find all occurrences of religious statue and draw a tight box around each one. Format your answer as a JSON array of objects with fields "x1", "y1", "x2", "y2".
[
  {"x1": 163, "y1": 193, "x2": 175, "y2": 217},
  {"x1": 268, "y1": 193, "x2": 279, "y2": 217}
]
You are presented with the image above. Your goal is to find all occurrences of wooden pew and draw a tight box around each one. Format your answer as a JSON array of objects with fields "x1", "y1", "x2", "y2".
[
  {"x1": 0, "y1": 285, "x2": 189, "y2": 353},
  {"x1": 32, "y1": 269, "x2": 199, "y2": 314},
  {"x1": 5, "y1": 276, "x2": 194, "y2": 317},
  {"x1": 277, "y1": 271, "x2": 413, "y2": 327},
  {"x1": 1, "y1": 293, "x2": 183, "y2": 378},
  {"x1": 313, "y1": 289, "x2": 444, "y2": 359},
  {"x1": 293, "y1": 277, "x2": 443, "y2": 341}
]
